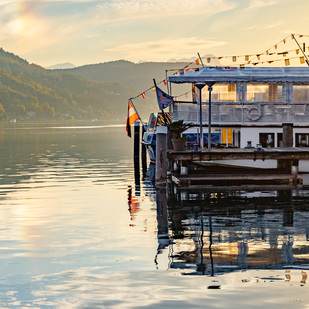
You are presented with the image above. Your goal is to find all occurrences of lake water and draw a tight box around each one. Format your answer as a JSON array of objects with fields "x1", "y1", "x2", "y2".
[{"x1": 0, "y1": 123, "x2": 309, "y2": 308}]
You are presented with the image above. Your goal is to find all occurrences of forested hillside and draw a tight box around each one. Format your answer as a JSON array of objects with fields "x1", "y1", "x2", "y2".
[
  {"x1": 0, "y1": 48, "x2": 156, "y2": 122},
  {"x1": 55, "y1": 60, "x2": 188, "y2": 91}
]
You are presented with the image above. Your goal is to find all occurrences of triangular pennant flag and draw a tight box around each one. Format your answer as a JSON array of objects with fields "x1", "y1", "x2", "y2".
[
  {"x1": 232, "y1": 56, "x2": 237, "y2": 62},
  {"x1": 300, "y1": 56, "x2": 305, "y2": 64},
  {"x1": 152, "y1": 87, "x2": 156, "y2": 92},
  {"x1": 195, "y1": 59, "x2": 200, "y2": 65},
  {"x1": 275, "y1": 44, "x2": 277, "y2": 49},
  {"x1": 155, "y1": 86, "x2": 174, "y2": 110},
  {"x1": 285, "y1": 59, "x2": 290, "y2": 66},
  {"x1": 207, "y1": 58, "x2": 211, "y2": 63},
  {"x1": 296, "y1": 49, "x2": 299, "y2": 55},
  {"x1": 126, "y1": 100, "x2": 139, "y2": 137},
  {"x1": 163, "y1": 80, "x2": 167, "y2": 86},
  {"x1": 245, "y1": 55, "x2": 249, "y2": 61},
  {"x1": 141, "y1": 92, "x2": 146, "y2": 98}
]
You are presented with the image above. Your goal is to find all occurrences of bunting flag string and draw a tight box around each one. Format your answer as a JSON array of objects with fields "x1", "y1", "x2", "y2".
[
  {"x1": 128, "y1": 33, "x2": 309, "y2": 123},
  {"x1": 196, "y1": 33, "x2": 309, "y2": 67},
  {"x1": 241, "y1": 55, "x2": 309, "y2": 66},
  {"x1": 130, "y1": 59, "x2": 198, "y2": 101}
]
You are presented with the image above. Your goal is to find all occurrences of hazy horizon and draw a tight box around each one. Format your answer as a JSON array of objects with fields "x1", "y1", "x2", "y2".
[{"x1": 1, "y1": 0, "x2": 308, "y2": 68}]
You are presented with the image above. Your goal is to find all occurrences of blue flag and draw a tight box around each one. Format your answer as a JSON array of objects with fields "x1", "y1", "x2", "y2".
[{"x1": 156, "y1": 86, "x2": 174, "y2": 110}]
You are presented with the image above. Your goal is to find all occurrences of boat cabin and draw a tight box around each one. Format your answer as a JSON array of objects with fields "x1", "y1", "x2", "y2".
[{"x1": 168, "y1": 67, "x2": 309, "y2": 148}]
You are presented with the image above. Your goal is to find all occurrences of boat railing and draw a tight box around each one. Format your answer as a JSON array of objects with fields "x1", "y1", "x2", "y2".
[{"x1": 172, "y1": 101, "x2": 309, "y2": 125}]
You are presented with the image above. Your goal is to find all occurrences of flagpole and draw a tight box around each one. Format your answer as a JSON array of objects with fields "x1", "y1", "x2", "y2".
[
  {"x1": 153, "y1": 79, "x2": 168, "y2": 123},
  {"x1": 292, "y1": 34, "x2": 309, "y2": 66},
  {"x1": 165, "y1": 70, "x2": 170, "y2": 94},
  {"x1": 197, "y1": 52, "x2": 205, "y2": 68},
  {"x1": 129, "y1": 98, "x2": 147, "y2": 131}
]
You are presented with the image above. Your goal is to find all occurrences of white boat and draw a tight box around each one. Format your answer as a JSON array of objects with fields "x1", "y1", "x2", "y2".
[
  {"x1": 153, "y1": 66, "x2": 309, "y2": 171},
  {"x1": 142, "y1": 112, "x2": 171, "y2": 162}
]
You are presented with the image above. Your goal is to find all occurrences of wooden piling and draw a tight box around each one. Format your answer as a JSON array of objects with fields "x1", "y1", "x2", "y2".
[
  {"x1": 134, "y1": 121, "x2": 140, "y2": 163},
  {"x1": 155, "y1": 126, "x2": 168, "y2": 184},
  {"x1": 282, "y1": 123, "x2": 293, "y2": 147},
  {"x1": 141, "y1": 125, "x2": 147, "y2": 175}
]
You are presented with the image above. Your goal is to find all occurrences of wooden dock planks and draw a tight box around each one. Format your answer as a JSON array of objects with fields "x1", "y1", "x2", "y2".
[
  {"x1": 168, "y1": 147, "x2": 309, "y2": 162},
  {"x1": 168, "y1": 147, "x2": 308, "y2": 187}
]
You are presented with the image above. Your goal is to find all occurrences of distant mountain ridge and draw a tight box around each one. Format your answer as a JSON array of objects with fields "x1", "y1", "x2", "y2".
[
  {"x1": 46, "y1": 62, "x2": 76, "y2": 70},
  {"x1": 55, "y1": 60, "x2": 191, "y2": 92},
  {"x1": 0, "y1": 48, "x2": 149, "y2": 121},
  {"x1": 0, "y1": 48, "x2": 209, "y2": 122}
]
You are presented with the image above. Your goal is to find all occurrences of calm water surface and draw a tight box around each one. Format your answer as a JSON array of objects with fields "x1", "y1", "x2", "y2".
[{"x1": 0, "y1": 123, "x2": 309, "y2": 308}]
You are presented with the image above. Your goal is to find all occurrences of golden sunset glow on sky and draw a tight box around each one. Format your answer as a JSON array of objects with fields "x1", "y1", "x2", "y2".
[{"x1": 1, "y1": 0, "x2": 309, "y2": 67}]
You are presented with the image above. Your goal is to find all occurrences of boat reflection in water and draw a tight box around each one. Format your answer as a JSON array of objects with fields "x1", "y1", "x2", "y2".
[{"x1": 154, "y1": 182, "x2": 309, "y2": 289}]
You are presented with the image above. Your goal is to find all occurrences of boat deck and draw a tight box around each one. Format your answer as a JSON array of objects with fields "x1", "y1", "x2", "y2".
[
  {"x1": 167, "y1": 147, "x2": 309, "y2": 187},
  {"x1": 167, "y1": 147, "x2": 309, "y2": 161}
]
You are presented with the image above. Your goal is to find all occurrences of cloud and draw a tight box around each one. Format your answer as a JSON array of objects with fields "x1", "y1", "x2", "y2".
[
  {"x1": 104, "y1": 37, "x2": 227, "y2": 62},
  {"x1": 96, "y1": 0, "x2": 236, "y2": 22},
  {"x1": 244, "y1": 0, "x2": 279, "y2": 10},
  {"x1": 263, "y1": 21, "x2": 284, "y2": 29}
]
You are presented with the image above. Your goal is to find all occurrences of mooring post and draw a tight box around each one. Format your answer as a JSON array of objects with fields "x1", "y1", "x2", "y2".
[
  {"x1": 155, "y1": 126, "x2": 168, "y2": 184},
  {"x1": 134, "y1": 121, "x2": 140, "y2": 163},
  {"x1": 282, "y1": 123, "x2": 293, "y2": 147},
  {"x1": 281, "y1": 123, "x2": 296, "y2": 175},
  {"x1": 133, "y1": 121, "x2": 141, "y2": 190},
  {"x1": 141, "y1": 125, "x2": 147, "y2": 176}
]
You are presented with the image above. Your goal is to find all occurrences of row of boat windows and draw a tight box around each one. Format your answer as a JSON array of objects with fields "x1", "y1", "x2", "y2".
[
  {"x1": 259, "y1": 133, "x2": 309, "y2": 147},
  {"x1": 198, "y1": 84, "x2": 309, "y2": 103}
]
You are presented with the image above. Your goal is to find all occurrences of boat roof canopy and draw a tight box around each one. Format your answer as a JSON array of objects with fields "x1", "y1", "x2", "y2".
[{"x1": 168, "y1": 67, "x2": 309, "y2": 84}]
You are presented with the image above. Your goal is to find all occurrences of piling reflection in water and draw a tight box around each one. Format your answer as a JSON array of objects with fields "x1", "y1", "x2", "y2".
[{"x1": 154, "y1": 182, "x2": 309, "y2": 277}]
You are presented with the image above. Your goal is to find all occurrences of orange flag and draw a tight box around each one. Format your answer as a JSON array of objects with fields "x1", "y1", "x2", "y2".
[{"x1": 126, "y1": 100, "x2": 139, "y2": 137}]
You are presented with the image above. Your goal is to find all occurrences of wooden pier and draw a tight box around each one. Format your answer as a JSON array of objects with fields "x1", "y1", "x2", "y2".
[
  {"x1": 168, "y1": 147, "x2": 309, "y2": 162},
  {"x1": 166, "y1": 147, "x2": 309, "y2": 187}
]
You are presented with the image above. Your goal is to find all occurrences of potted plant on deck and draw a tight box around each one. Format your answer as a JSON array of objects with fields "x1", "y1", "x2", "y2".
[{"x1": 167, "y1": 120, "x2": 192, "y2": 151}]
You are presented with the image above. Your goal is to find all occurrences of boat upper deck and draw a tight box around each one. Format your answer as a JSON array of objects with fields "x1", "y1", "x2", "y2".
[{"x1": 168, "y1": 67, "x2": 309, "y2": 125}]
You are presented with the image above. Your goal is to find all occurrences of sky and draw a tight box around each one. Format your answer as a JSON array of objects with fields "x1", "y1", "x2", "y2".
[{"x1": 1, "y1": 0, "x2": 309, "y2": 67}]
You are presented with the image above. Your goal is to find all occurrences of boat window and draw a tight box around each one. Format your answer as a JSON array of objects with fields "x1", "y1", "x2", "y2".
[
  {"x1": 293, "y1": 85, "x2": 309, "y2": 103},
  {"x1": 247, "y1": 84, "x2": 282, "y2": 103},
  {"x1": 277, "y1": 133, "x2": 283, "y2": 147},
  {"x1": 259, "y1": 133, "x2": 275, "y2": 147},
  {"x1": 147, "y1": 113, "x2": 157, "y2": 130},
  {"x1": 202, "y1": 84, "x2": 237, "y2": 102},
  {"x1": 296, "y1": 133, "x2": 309, "y2": 147}
]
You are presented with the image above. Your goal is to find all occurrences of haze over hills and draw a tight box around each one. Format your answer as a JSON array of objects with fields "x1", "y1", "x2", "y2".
[
  {"x1": 54, "y1": 60, "x2": 190, "y2": 91},
  {"x1": 0, "y1": 48, "x2": 204, "y2": 123},
  {"x1": 0, "y1": 49, "x2": 159, "y2": 122}
]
